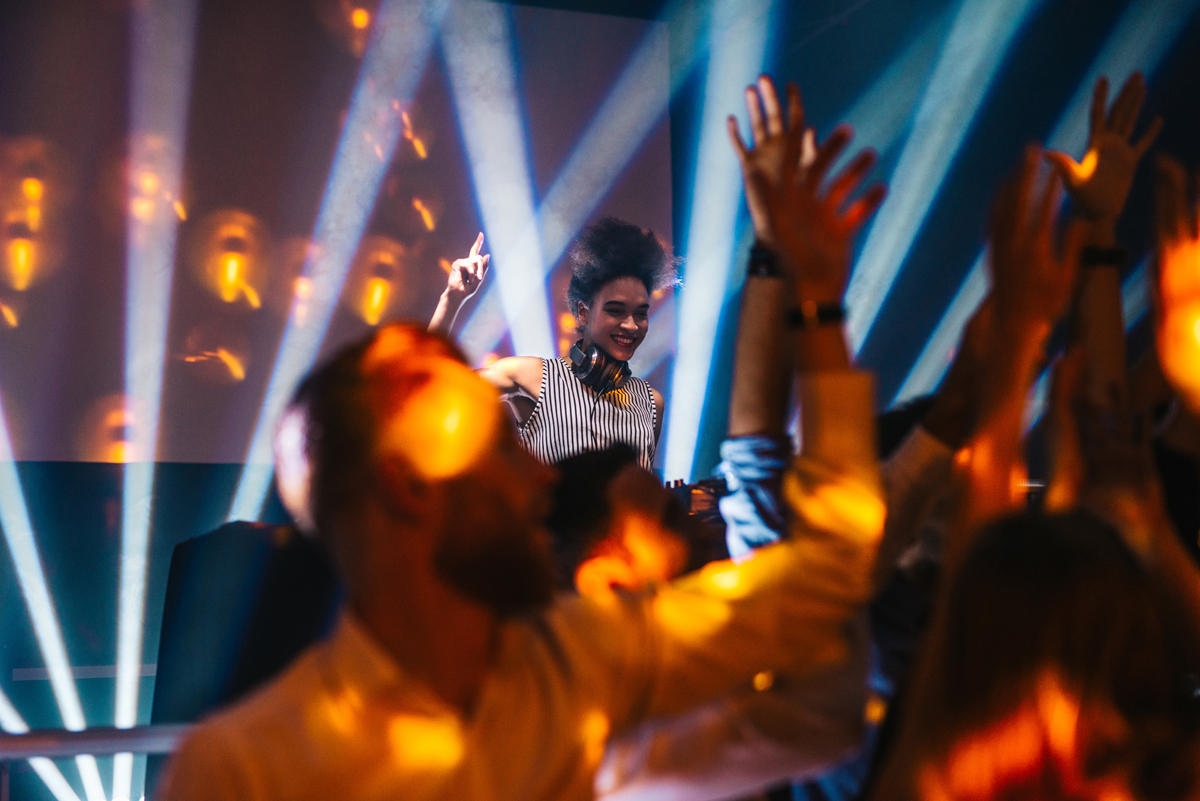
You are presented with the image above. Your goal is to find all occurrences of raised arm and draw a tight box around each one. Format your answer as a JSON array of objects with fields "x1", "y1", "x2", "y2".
[
  {"x1": 428, "y1": 232, "x2": 490, "y2": 336},
  {"x1": 1045, "y1": 73, "x2": 1161, "y2": 404}
]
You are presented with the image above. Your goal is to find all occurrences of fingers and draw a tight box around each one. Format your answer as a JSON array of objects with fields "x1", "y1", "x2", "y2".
[
  {"x1": 469, "y1": 231, "x2": 484, "y2": 258},
  {"x1": 1133, "y1": 115, "x2": 1164, "y2": 156},
  {"x1": 785, "y1": 82, "x2": 805, "y2": 134},
  {"x1": 757, "y1": 75, "x2": 785, "y2": 137},
  {"x1": 826, "y1": 148, "x2": 878, "y2": 209},
  {"x1": 840, "y1": 182, "x2": 887, "y2": 233},
  {"x1": 1088, "y1": 76, "x2": 1108, "y2": 139},
  {"x1": 1107, "y1": 72, "x2": 1145, "y2": 139},
  {"x1": 745, "y1": 86, "x2": 766, "y2": 146},
  {"x1": 1043, "y1": 150, "x2": 1080, "y2": 185},
  {"x1": 1154, "y1": 153, "x2": 1189, "y2": 245},
  {"x1": 799, "y1": 128, "x2": 817, "y2": 171},
  {"x1": 804, "y1": 124, "x2": 853, "y2": 189},
  {"x1": 727, "y1": 115, "x2": 750, "y2": 162},
  {"x1": 1035, "y1": 169, "x2": 1062, "y2": 245}
]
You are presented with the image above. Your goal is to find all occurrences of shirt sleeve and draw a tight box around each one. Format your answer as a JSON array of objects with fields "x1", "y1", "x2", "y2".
[
  {"x1": 155, "y1": 726, "x2": 258, "y2": 801},
  {"x1": 717, "y1": 436, "x2": 791, "y2": 559}
]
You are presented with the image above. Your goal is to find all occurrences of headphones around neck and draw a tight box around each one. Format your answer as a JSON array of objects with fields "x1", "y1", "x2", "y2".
[{"x1": 568, "y1": 340, "x2": 631, "y2": 394}]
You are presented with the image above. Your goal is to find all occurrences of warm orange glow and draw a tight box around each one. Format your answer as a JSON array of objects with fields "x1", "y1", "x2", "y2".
[
  {"x1": 219, "y1": 252, "x2": 246, "y2": 302},
  {"x1": 375, "y1": 357, "x2": 502, "y2": 479},
  {"x1": 26, "y1": 206, "x2": 40, "y2": 233},
  {"x1": 215, "y1": 348, "x2": 246, "y2": 381},
  {"x1": 1075, "y1": 148, "x2": 1098, "y2": 182},
  {"x1": 619, "y1": 517, "x2": 687, "y2": 585},
  {"x1": 652, "y1": 592, "x2": 731, "y2": 643},
  {"x1": 362, "y1": 276, "x2": 391, "y2": 326},
  {"x1": 791, "y1": 480, "x2": 886, "y2": 540},
  {"x1": 1155, "y1": 229, "x2": 1200, "y2": 407},
  {"x1": 388, "y1": 714, "x2": 464, "y2": 771},
  {"x1": 439, "y1": 257, "x2": 452, "y2": 274},
  {"x1": 294, "y1": 276, "x2": 312, "y2": 299},
  {"x1": 21, "y1": 178, "x2": 43, "y2": 203},
  {"x1": 130, "y1": 197, "x2": 155, "y2": 221},
  {"x1": 0, "y1": 303, "x2": 16, "y2": 328},
  {"x1": 401, "y1": 113, "x2": 428, "y2": 159},
  {"x1": 581, "y1": 710, "x2": 610, "y2": 767},
  {"x1": 350, "y1": 7, "x2": 370, "y2": 29},
  {"x1": 7, "y1": 237, "x2": 34, "y2": 291},
  {"x1": 173, "y1": 200, "x2": 187, "y2": 221},
  {"x1": 319, "y1": 687, "x2": 363, "y2": 735},
  {"x1": 107, "y1": 442, "x2": 131, "y2": 464},
  {"x1": 560, "y1": 312, "x2": 577, "y2": 332},
  {"x1": 412, "y1": 198, "x2": 435, "y2": 231},
  {"x1": 864, "y1": 694, "x2": 887, "y2": 725},
  {"x1": 752, "y1": 670, "x2": 774, "y2": 692},
  {"x1": 138, "y1": 171, "x2": 159, "y2": 195}
]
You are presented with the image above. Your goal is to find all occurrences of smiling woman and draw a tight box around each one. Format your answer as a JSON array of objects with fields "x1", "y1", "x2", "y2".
[{"x1": 431, "y1": 217, "x2": 677, "y2": 471}]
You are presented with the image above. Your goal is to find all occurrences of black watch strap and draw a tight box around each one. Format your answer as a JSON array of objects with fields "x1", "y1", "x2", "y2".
[
  {"x1": 747, "y1": 245, "x2": 783, "y2": 279},
  {"x1": 1080, "y1": 245, "x2": 1128, "y2": 269}
]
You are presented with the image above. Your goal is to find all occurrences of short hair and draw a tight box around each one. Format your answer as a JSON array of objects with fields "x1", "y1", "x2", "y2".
[
  {"x1": 544, "y1": 444, "x2": 640, "y2": 590},
  {"x1": 565, "y1": 217, "x2": 678, "y2": 314},
  {"x1": 293, "y1": 324, "x2": 465, "y2": 536}
]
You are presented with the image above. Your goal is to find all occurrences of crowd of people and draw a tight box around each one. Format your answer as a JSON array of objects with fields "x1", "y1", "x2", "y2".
[{"x1": 157, "y1": 69, "x2": 1200, "y2": 801}]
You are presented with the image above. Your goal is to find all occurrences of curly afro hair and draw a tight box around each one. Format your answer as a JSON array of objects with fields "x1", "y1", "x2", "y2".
[{"x1": 565, "y1": 217, "x2": 679, "y2": 315}]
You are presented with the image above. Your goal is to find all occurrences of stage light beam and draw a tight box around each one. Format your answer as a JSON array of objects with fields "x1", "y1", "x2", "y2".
[
  {"x1": 661, "y1": 0, "x2": 773, "y2": 482},
  {"x1": 442, "y1": 0, "x2": 554, "y2": 358},
  {"x1": 0, "y1": 685, "x2": 83, "y2": 801},
  {"x1": 844, "y1": 0, "x2": 1045, "y2": 355},
  {"x1": 894, "y1": 0, "x2": 1200, "y2": 406},
  {"x1": 226, "y1": 0, "x2": 446, "y2": 523},
  {"x1": 114, "y1": 1, "x2": 200, "y2": 800}
]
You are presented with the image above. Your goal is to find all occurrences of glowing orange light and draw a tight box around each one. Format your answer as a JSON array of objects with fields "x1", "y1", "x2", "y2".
[
  {"x1": 107, "y1": 442, "x2": 131, "y2": 464},
  {"x1": 580, "y1": 710, "x2": 610, "y2": 767},
  {"x1": 26, "y1": 206, "x2": 41, "y2": 233},
  {"x1": 1155, "y1": 231, "x2": 1200, "y2": 411},
  {"x1": 412, "y1": 198, "x2": 435, "y2": 231},
  {"x1": 219, "y1": 252, "x2": 245, "y2": 303},
  {"x1": 294, "y1": 276, "x2": 312, "y2": 299},
  {"x1": 752, "y1": 670, "x2": 774, "y2": 692},
  {"x1": 401, "y1": 112, "x2": 428, "y2": 159},
  {"x1": 1075, "y1": 149, "x2": 1099, "y2": 181},
  {"x1": 350, "y1": 7, "x2": 370, "y2": 29},
  {"x1": 560, "y1": 312, "x2": 576, "y2": 332},
  {"x1": 173, "y1": 200, "x2": 187, "y2": 221},
  {"x1": 0, "y1": 303, "x2": 17, "y2": 328},
  {"x1": 864, "y1": 694, "x2": 887, "y2": 725},
  {"x1": 652, "y1": 592, "x2": 731, "y2": 643},
  {"x1": 21, "y1": 178, "x2": 43, "y2": 203},
  {"x1": 388, "y1": 715, "x2": 464, "y2": 770},
  {"x1": 138, "y1": 171, "x2": 159, "y2": 195},
  {"x1": 130, "y1": 197, "x2": 155, "y2": 221},
  {"x1": 7, "y1": 238, "x2": 34, "y2": 291},
  {"x1": 215, "y1": 348, "x2": 246, "y2": 381},
  {"x1": 362, "y1": 276, "x2": 391, "y2": 326},
  {"x1": 439, "y1": 257, "x2": 453, "y2": 274}
]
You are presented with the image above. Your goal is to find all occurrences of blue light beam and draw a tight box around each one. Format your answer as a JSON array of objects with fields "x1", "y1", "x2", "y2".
[
  {"x1": 661, "y1": 0, "x2": 773, "y2": 482},
  {"x1": 442, "y1": 0, "x2": 554, "y2": 358},
  {"x1": 894, "y1": 0, "x2": 1200, "y2": 406},
  {"x1": 0, "y1": 391, "x2": 98, "y2": 801},
  {"x1": 226, "y1": 0, "x2": 446, "y2": 523},
  {"x1": 0, "y1": 686, "x2": 83, "y2": 801},
  {"x1": 844, "y1": 0, "x2": 1045, "y2": 355}
]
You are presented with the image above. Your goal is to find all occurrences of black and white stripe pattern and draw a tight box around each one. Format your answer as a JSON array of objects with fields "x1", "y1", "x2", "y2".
[{"x1": 518, "y1": 358, "x2": 657, "y2": 470}]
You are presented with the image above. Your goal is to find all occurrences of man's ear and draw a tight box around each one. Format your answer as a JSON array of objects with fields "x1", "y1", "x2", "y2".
[
  {"x1": 574, "y1": 553, "x2": 639, "y2": 598},
  {"x1": 576, "y1": 301, "x2": 589, "y2": 330},
  {"x1": 374, "y1": 456, "x2": 437, "y2": 523}
]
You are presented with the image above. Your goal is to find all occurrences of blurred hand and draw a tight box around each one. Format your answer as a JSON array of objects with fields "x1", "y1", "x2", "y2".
[
  {"x1": 1154, "y1": 154, "x2": 1200, "y2": 414},
  {"x1": 445, "y1": 232, "x2": 490, "y2": 302},
  {"x1": 989, "y1": 146, "x2": 1082, "y2": 336},
  {"x1": 728, "y1": 75, "x2": 886, "y2": 303},
  {"x1": 1044, "y1": 73, "x2": 1162, "y2": 222}
]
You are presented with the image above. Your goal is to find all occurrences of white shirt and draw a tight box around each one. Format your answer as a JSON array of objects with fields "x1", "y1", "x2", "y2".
[{"x1": 157, "y1": 372, "x2": 883, "y2": 801}]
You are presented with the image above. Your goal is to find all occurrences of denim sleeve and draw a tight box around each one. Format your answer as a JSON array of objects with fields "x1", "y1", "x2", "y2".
[{"x1": 717, "y1": 435, "x2": 791, "y2": 560}]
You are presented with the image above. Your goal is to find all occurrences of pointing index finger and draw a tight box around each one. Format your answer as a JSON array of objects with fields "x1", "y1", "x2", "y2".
[{"x1": 470, "y1": 232, "x2": 484, "y2": 258}]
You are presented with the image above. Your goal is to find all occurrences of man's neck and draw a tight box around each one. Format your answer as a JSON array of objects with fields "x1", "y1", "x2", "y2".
[{"x1": 351, "y1": 568, "x2": 499, "y2": 717}]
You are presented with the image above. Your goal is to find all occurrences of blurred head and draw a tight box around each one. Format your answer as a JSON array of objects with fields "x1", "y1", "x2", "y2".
[
  {"x1": 284, "y1": 323, "x2": 558, "y2": 616},
  {"x1": 545, "y1": 445, "x2": 691, "y2": 598},
  {"x1": 877, "y1": 509, "x2": 1200, "y2": 801},
  {"x1": 566, "y1": 218, "x2": 677, "y2": 362}
]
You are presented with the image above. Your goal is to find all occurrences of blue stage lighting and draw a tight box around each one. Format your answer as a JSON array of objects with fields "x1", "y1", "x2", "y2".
[
  {"x1": 442, "y1": 0, "x2": 554, "y2": 358},
  {"x1": 661, "y1": 0, "x2": 773, "y2": 482},
  {"x1": 115, "y1": 1, "x2": 200, "y2": 798},
  {"x1": 894, "y1": 0, "x2": 1200, "y2": 407},
  {"x1": 0, "y1": 392, "x2": 99, "y2": 800},
  {"x1": 456, "y1": 10, "x2": 673, "y2": 363},
  {"x1": 844, "y1": 0, "x2": 1046, "y2": 355},
  {"x1": 0, "y1": 687, "x2": 84, "y2": 801},
  {"x1": 226, "y1": 0, "x2": 446, "y2": 524}
]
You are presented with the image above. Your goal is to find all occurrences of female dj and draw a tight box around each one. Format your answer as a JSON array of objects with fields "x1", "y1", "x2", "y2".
[{"x1": 429, "y1": 218, "x2": 677, "y2": 470}]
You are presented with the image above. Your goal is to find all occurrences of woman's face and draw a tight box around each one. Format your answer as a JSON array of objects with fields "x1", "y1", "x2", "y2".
[{"x1": 578, "y1": 276, "x2": 650, "y2": 362}]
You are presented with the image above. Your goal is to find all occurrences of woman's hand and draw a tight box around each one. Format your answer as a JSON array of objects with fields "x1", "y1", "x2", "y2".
[{"x1": 445, "y1": 232, "x2": 490, "y2": 302}]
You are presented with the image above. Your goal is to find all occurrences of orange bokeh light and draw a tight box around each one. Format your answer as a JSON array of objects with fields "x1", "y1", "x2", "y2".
[
  {"x1": 350, "y1": 7, "x2": 370, "y2": 29},
  {"x1": 412, "y1": 197, "x2": 435, "y2": 231}
]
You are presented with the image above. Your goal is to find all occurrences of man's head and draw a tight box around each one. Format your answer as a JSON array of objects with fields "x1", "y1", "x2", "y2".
[
  {"x1": 276, "y1": 323, "x2": 557, "y2": 616},
  {"x1": 566, "y1": 218, "x2": 677, "y2": 363},
  {"x1": 545, "y1": 445, "x2": 692, "y2": 598}
]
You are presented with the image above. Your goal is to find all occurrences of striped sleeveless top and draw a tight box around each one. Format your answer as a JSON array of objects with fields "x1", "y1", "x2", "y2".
[{"x1": 518, "y1": 358, "x2": 658, "y2": 470}]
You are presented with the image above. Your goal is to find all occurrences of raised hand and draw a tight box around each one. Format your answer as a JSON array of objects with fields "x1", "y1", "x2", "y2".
[
  {"x1": 1153, "y1": 154, "x2": 1200, "y2": 414},
  {"x1": 1044, "y1": 73, "x2": 1162, "y2": 223},
  {"x1": 989, "y1": 145, "x2": 1082, "y2": 335},
  {"x1": 728, "y1": 75, "x2": 886, "y2": 303},
  {"x1": 446, "y1": 232, "x2": 490, "y2": 302}
]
